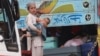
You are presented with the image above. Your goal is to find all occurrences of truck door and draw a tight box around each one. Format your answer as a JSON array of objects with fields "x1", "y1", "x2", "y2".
[{"x1": 0, "y1": 0, "x2": 21, "y2": 56}]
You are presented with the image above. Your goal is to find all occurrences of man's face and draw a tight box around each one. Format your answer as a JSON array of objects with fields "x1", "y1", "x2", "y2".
[{"x1": 28, "y1": 4, "x2": 37, "y2": 14}]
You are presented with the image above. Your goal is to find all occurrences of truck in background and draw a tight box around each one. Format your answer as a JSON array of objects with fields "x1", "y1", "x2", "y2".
[{"x1": 17, "y1": 0, "x2": 98, "y2": 56}]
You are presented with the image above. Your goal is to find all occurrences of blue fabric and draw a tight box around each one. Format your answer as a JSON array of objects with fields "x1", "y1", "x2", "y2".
[
  {"x1": 81, "y1": 42, "x2": 97, "y2": 56},
  {"x1": 28, "y1": 23, "x2": 46, "y2": 41}
]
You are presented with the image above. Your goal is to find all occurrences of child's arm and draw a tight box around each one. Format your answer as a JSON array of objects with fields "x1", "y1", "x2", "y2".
[{"x1": 27, "y1": 16, "x2": 41, "y2": 35}]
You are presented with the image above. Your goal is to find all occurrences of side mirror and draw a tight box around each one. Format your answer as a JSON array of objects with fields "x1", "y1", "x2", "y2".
[{"x1": 0, "y1": 1, "x2": 2, "y2": 14}]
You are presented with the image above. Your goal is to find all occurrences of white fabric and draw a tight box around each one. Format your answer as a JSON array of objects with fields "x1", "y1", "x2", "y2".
[
  {"x1": 26, "y1": 13, "x2": 37, "y2": 30},
  {"x1": 63, "y1": 36, "x2": 87, "y2": 47},
  {"x1": 31, "y1": 36, "x2": 43, "y2": 47},
  {"x1": 32, "y1": 46, "x2": 43, "y2": 56},
  {"x1": 31, "y1": 36, "x2": 44, "y2": 56},
  {"x1": 64, "y1": 38, "x2": 84, "y2": 47}
]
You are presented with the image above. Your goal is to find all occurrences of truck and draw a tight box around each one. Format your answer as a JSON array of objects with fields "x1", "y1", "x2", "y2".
[
  {"x1": 0, "y1": 0, "x2": 21, "y2": 56},
  {"x1": 0, "y1": 0, "x2": 96, "y2": 56},
  {"x1": 17, "y1": 0, "x2": 98, "y2": 56},
  {"x1": 0, "y1": 0, "x2": 98, "y2": 56}
]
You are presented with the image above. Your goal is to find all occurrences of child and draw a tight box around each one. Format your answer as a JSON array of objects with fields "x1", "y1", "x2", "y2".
[
  {"x1": 26, "y1": 2, "x2": 42, "y2": 56},
  {"x1": 26, "y1": 2, "x2": 41, "y2": 35},
  {"x1": 25, "y1": 2, "x2": 50, "y2": 56}
]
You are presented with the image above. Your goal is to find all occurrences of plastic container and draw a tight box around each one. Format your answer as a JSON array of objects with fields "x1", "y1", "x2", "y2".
[{"x1": 43, "y1": 37, "x2": 58, "y2": 49}]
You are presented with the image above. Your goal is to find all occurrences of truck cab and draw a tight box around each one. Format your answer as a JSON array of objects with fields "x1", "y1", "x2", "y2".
[{"x1": 0, "y1": 0, "x2": 21, "y2": 56}]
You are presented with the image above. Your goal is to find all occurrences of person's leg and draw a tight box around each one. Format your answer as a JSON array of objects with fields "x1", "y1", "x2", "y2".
[
  {"x1": 27, "y1": 32, "x2": 32, "y2": 50},
  {"x1": 32, "y1": 47, "x2": 37, "y2": 56},
  {"x1": 32, "y1": 38, "x2": 36, "y2": 56},
  {"x1": 27, "y1": 37, "x2": 31, "y2": 51},
  {"x1": 36, "y1": 46, "x2": 43, "y2": 56}
]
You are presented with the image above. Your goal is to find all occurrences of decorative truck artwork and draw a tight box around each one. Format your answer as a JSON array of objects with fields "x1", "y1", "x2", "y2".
[{"x1": 17, "y1": 0, "x2": 98, "y2": 27}]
